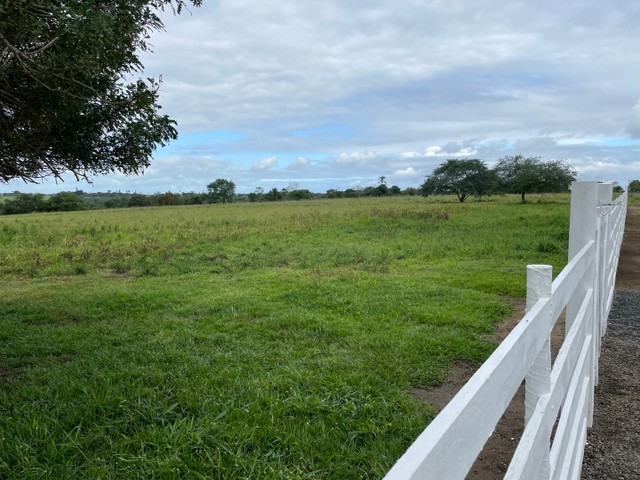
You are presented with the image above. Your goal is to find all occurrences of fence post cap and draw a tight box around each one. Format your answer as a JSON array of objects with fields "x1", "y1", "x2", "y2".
[{"x1": 526, "y1": 264, "x2": 553, "y2": 271}]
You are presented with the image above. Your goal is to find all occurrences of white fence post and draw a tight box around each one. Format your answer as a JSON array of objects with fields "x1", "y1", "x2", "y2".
[
  {"x1": 567, "y1": 181, "x2": 598, "y2": 428},
  {"x1": 595, "y1": 184, "x2": 613, "y2": 380},
  {"x1": 525, "y1": 264, "x2": 553, "y2": 478},
  {"x1": 567, "y1": 182, "x2": 598, "y2": 334},
  {"x1": 525, "y1": 264, "x2": 552, "y2": 425}
]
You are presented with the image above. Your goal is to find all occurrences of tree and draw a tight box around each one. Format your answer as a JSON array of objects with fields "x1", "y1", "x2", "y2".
[
  {"x1": 629, "y1": 179, "x2": 640, "y2": 193},
  {"x1": 419, "y1": 159, "x2": 498, "y2": 202},
  {"x1": 45, "y1": 191, "x2": 86, "y2": 211},
  {"x1": 0, "y1": 0, "x2": 202, "y2": 184},
  {"x1": 493, "y1": 155, "x2": 577, "y2": 203},
  {"x1": 155, "y1": 192, "x2": 179, "y2": 206},
  {"x1": 376, "y1": 183, "x2": 389, "y2": 196},
  {"x1": 343, "y1": 188, "x2": 360, "y2": 198},
  {"x1": 264, "y1": 188, "x2": 284, "y2": 202},
  {"x1": 182, "y1": 192, "x2": 207, "y2": 205},
  {"x1": 1, "y1": 193, "x2": 45, "y2": 214},
  {"x1": 362, "y1": 184, "x2": 389, "y2": 196},
  {"x1": 247, "y1": 187, "x2": 264, "y2": 203},
  {"x1": 287, "y1": 189, "x2": 313, "y2": 200},
  {"x1": 104, "y1": 198, "x2": 126, "y2": 209},
  {"x1": 128, "y1": 193, "x2": 150, "y2": 207},
  {"x1": 207, "y1": 179, "x2": 236, "y2": 204}
]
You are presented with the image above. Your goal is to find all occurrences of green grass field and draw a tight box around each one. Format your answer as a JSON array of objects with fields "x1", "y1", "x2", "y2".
[{"x1": 1, "y1": 194, "x2": 575, "y2": 478}]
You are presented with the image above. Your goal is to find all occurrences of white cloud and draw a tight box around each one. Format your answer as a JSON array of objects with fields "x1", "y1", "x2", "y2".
[
  {"x1": 392, "y1": 167, "x2": 420, "y2": 178},
  {"x1": 251, "y1": 156, "x2": 278, "y2": 170},
  {"x1": 400, "y1": 147, "x2": 445, "y2": 158},
  {"x1": 155, "y1": 155, "x2": 225, "y2": 170},
  {"x1": 399, "y1": 145, "x2": 477, "y2": 159},
  {"x1": 336, "y1": 150, "x2": 379, "y2": 165},
  {"x1": 287, "y1": 157, "x2": 311, "y2": 169}
]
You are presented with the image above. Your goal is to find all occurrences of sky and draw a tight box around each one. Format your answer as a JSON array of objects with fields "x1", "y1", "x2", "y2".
[{"x1": 4, "y1": 0, "x2": 640, "y2": 194}]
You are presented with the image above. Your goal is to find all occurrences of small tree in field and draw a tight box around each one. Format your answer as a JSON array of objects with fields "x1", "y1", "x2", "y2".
[
  {"x1": 207, "y1": 179, "x2": 236, "y2": 204},
  {"x1": 629, "y1": 179, "x2": 640, "y2": 193},
  {"x1": 419, "y1": 159, "x2": 498, "y2": 202},
  {"x1": 128, "y1": 194, "x2": 150, "y2": 207},
  {"x1": 264, "y1": 188, "x2": 284, "y2": 201},
  {"x1": 45, "y1": 192, "x2": 86, "y2": 212},
  {"x1": 287, "y1": 189, "x2": 313, "y2": 200},
  {"x1": 156, "y1": 192, "x2": 179, "y2": 206},
  {"x1": 493, "y1": 155, "x2": 577, "y2": 203}
]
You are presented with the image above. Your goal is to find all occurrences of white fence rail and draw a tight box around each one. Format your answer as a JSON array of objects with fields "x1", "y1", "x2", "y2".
[{"x1": 384, "y1": 182, "x2": 628, "y2": 480}]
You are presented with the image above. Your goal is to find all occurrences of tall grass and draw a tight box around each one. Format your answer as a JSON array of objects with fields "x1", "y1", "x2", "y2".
[
  {"x1": 627, "y1": 192, "x2": 640, "y2": 206},
  {"x1": 0, "y1": 195, "x2": 571, "y2": 478}
]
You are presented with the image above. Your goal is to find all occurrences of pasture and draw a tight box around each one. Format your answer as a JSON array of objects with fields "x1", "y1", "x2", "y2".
[{"x1": 0, "y1": 194, "x2": 573, "y2": 478}]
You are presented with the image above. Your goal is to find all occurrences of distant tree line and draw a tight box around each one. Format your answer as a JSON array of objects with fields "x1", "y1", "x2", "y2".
[
  {"x1": 0, "y1": 179, "x2": 415, "y2": 215},
  {"x1": 0, "y1": 190, "x2": 208, "y2": 214},
  {"x1": 246, "y1": 178, "x2": 412, "y2": 203},
  {"x1": 1, "y1": 162, "x2": 636, "y2": 215}
]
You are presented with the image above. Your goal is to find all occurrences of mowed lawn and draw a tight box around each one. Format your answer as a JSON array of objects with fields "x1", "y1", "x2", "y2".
[{"x1": 0, "y1": 195, "x2": 571, "y2": 479}]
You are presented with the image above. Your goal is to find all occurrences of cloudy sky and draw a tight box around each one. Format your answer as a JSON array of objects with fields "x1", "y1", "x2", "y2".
[{"x1": 6, "y1": 0, "x2": 640, "y2": 194}]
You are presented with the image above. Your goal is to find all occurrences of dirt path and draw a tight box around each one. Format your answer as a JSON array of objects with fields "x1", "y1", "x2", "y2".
[
  {"x1": 415, "y1": 205, "x2": 640, "y2": 480},
  {"x1": 611, "y1": 205, "x2": 640, "y2": 292}
]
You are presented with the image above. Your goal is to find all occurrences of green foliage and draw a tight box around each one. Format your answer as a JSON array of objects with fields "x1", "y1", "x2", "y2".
[
  {"x1": 44, "y1": 192, "x2": 86, "y2": 212},
  {"x1": 287, "y1": 189, "x2": 314, "y2": 200},
  {"x1": 362, "y1": 185, "x2": 389, "y2": 196},
  {"x1": 0, "y1": 0, "x2": 202, "y2": 183},
  {"x1": 629, "y1": 179, "x2": 640, "y2": 193},
  {"x1": 207, "y1": 178, "x2": 236, "y2": 204},
  {"x1": 247, "y1": 187, "x2": 265, "y2": 202},
  {"x1": 0, "y1": 189, "x2": 234, "y2": 214},
  {"x1": 493, "y1": 154, "x2": 578, "y2": 203},
  {"x1": 0, "y1": 196, "x2": 573, "y2": 477},
  {"x1": 264, "y1": 187, "x2": 284, "y2": 201},
  {"x1": 128, "y1": 194, "x2": 151, "y2": 207},
  {"x1": 321, "y1": 178, "x2": 398, "y2": 199},
  {"x1": 1, "y1": 193, "x2": 46, "y2": 214},
  {"x1": 419, "y1": 159, "x2": 498, "y2": 202},
  {"x1": 156, "y1": 192, "x2": 179, "y2": 206}
]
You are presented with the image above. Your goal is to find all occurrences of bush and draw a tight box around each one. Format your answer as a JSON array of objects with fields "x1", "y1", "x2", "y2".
[
  {"x1": 1, "y1": 194, "x2": 46, "y2": 214},
  {"x1": 45, "y1": 192, "x2": 86, "y2": 212}
]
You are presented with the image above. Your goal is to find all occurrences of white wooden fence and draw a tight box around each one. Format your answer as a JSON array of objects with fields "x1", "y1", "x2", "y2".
[{"x1": 384, "y1": 181, "x2": 628, "y2": 480}]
